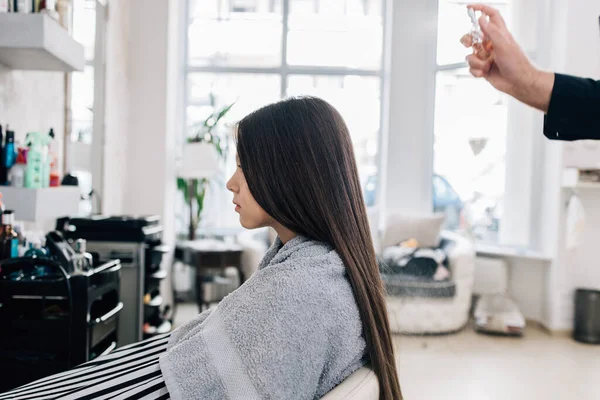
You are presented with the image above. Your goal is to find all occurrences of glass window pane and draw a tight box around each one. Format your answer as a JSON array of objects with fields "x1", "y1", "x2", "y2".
[
  {"x1": 286, "y1": 74, "x2": 381, "y2": 202},
  {"x1": 72, "y1": 0, "x2": 96, "y2": 61},
  {"x1": 187, "y1": 73, "x2": 281, "y2": 133},
  {"x1": 287, "y1": 0, "x2": 383, "y2": 69},
  {"x1": 436, "y1": 0, "x2": 510, "y2": 66},
  {"x1": 433, "y1": 68, "x2": 508, "y2": 242},
  {"x1": 68, "y1": 66, "x2": 94, "y2": 213},
  {"x1": 184, "y1": 72, "x2": 281, "y2": 230},
  {"x1": 70, "y1": 66, "x2": 95, "y2": 144},
  {"x1": 188, "y1": 0, "x2": 283, "y2": 67}
]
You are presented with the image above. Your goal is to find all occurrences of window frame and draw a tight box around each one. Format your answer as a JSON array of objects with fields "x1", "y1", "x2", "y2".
[
  {"x1": 66, "y1": 0, "x2": 107, "y2": 214},
  {"x1": 379, "y1": 0, "x2": 535, "y2": 250},
  {"x1": 182, "y1": 0, "x2": 388, "y2": 209},
  {"x1": 432, "y1": 0, "x2": 534, "y2": 247}
]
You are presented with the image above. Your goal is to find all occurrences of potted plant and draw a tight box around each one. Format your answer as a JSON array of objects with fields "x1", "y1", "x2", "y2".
[{"x1": 177, "y1": 101, "x2": 235, "y2": 240}]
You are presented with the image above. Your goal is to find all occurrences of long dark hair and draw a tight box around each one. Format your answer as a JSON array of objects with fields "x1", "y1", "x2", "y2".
[{"x1": 236, "y1": 97, "x2": 402, "y2": 400}]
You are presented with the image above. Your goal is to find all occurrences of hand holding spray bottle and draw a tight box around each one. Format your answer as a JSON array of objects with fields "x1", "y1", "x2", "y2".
[{"x1": 460, "y1": 8, "x2": 493, "y2": 59}]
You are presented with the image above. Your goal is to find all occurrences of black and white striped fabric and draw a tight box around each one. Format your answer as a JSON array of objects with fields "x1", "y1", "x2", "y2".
[{"x1": 0, "y1": 333, "x2": 171, "y2": 400}]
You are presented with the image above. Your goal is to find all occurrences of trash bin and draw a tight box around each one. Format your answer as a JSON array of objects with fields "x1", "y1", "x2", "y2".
[{"x1": 574, "y1": 288, "x2": 600, "y2": 344}]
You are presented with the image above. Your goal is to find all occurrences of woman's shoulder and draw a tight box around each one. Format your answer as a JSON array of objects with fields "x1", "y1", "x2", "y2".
[
  {"x1": 222, "y1": 244, "x2": 354, "y2": 314},
  {"x1": 258, "y1": 246, "x2": 347, "y2": 289}
]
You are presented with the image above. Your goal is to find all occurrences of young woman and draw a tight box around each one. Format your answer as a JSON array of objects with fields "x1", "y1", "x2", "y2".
[{"x1": 0, "y1": 97, "x2": 401, "y2": 400}]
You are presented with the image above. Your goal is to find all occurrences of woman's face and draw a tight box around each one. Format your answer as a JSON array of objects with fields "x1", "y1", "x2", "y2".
[{"x1": 226, "y1": 155, "x2": 272, "y2": 229}]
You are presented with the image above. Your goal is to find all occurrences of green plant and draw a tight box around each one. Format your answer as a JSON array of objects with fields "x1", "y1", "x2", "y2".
[
  {"x1": 177, "y1": 100, "x2": 235, "y2": 240},
  {"x1": 188, "y1": 99, "x2": 236, "y2": 156},
  {"x1": 177, "y1": 177, "x2": 208, "y2": 240}
]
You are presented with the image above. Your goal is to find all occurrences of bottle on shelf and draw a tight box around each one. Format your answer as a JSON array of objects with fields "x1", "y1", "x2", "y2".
[
  {"x1": 25, "y1": 132, "x2": 50, "y2": 189},
  {"x1": 43, "y1": 128, "x2": 54, "y2": 188},
  {"x1": 39, "y1": 0, "x2": 59, "y2": 21},
  {"x1": 56, "y1": 0, "x2": 71, "y2": 30},
  {"x1": 24, "y1": 238, "x2": 47, "y2": 258},
  {"x1": 48, "y1": 129, "x2": 60, "y2": 187},
  {"x1": 0, "y1": 126, "x2": 5, "y2": 185},
  {"x1": 72, "y1": 238, "x2": 92, "y2": 273},
  {"x1": 49, "y1": 159, "x2": 59, "y2": 187},
  {"x1": 15, "y1": 0, "x2": 32, "y2": 13},
  {"x1": 9, "y1": 151, "x2": 26, "y2": 188},
  {"x1": 18, "y1": 237, "x2": 29, "y2": 257},
  {"x1": 0, "y1": 210, "x2": 20, "y2": 260},
  {"x1": 3, "y1": 128, "x2": 16, "y2": 186},
  {"x1": 13, "y1": 219, "x2": 25, "y2": 251}
]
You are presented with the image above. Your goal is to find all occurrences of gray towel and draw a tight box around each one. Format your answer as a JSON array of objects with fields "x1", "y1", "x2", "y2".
[{"x1": 159, "y1": 235, "x2": 366, "y2": 399}]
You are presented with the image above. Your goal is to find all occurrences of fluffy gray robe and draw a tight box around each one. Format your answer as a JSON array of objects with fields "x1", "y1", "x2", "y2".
[{"x1": 159, "y1": 235, "x2": 367, "y2": 399}]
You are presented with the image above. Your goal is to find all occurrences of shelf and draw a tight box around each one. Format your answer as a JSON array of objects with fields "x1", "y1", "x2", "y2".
[
  {"x1": 145, "y1": 295, "x2": 163, "y2": 308},
  {"x1": 564, "y1": 181, "x2": 600, "y2": 189},
  {"x1": 0, "y1": 13, "x2": 84, "y2": 71},
  {"x1": 147, "y1": 269, "x2": 168, "y2": 281},
  {"x1": 475, "y1": 243, "x2": 552, "y2": 261},
  {"x1": 143, "y1": 320, "x2": 172, "y2": 337},
  {"x1": 0, "y1": 186, "x2": 80, "y2": 222},
  {"x1": 562, "y1": 168, "x2": 600, "y2": 189}
]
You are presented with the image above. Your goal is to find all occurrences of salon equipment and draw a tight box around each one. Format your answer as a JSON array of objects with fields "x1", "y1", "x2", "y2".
[
  {"x1": 57, "y1": 215, "x2": 170, "y2": 345},
  {"x1": 0, "y1": 256, "x2": 122, "y2": 391}
]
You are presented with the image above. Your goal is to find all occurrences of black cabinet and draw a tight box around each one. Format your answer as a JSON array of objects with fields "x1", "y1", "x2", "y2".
[
  {"x1": 58, "y1": 216, "x2": 172, "y2": 345},
  {"x1": 0, "y1": 258, "x2": 122, "y2": 392}
]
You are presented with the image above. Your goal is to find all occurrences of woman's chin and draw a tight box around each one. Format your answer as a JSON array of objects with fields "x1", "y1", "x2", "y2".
[{"x1": 239, "y1": 217, "x2": 255, "y2": 230}]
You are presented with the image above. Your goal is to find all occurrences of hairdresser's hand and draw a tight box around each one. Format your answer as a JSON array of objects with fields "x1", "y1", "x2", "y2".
[{"x1": 462, "y1": 4, "x2": 554, "y2": 112}]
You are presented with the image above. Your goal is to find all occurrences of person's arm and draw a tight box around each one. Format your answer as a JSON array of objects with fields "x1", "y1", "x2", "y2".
[
  {"x1": 464, "y1": 4, "x2": 600, "y2": 141},
  {"x1": 543, "y1": 73, "x2": 600, "y2": 141},
  {"x1": 508, "y1": 69, "x2": 554, "y2": 113}
]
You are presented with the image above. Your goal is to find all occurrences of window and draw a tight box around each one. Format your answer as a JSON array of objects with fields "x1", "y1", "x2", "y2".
[
  {"x1": 183, "y1": 0, "x2": 386, "y2": 230},
  {"x1": 69, "y1": 0, "x2": 98, "y2": 214},
  {"x1": 433, "y1": 0, "x2": 510, "y2": 243},
  {"x1": 71, "y1": 0, "x2": 96, "y2": 146}
]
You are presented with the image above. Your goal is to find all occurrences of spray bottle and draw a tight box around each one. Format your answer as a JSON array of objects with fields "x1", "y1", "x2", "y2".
[
  {"x1": 464, "y1": 9, "x2": 493, "y2": 59},
  {"x1": 25, "y1": 132, "x2": 50, "y2": 189}
]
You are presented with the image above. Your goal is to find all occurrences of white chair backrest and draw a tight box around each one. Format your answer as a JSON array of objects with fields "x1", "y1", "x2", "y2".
[{"x1": 321, "y1": 367, "x2": 379, "y2": 400}]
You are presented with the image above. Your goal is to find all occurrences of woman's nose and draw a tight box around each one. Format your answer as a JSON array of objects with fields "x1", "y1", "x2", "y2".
[{"x1": 226, "y1": 174, "x2": 236, "y2": 192}]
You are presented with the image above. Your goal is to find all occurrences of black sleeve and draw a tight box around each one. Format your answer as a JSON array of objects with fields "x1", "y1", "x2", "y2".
[{"x1": 543, "y1": 73, "x2": 600, "y2": 141}]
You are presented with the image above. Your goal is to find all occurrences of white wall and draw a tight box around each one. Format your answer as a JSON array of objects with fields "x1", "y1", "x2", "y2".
[
  {"x1": 381, "y1": 0, "x2": 437, "y2": 218},
  {"x1": 508, "y1": 0, "x2": 600, "y2": 330},
  {"x1": 548, "y1": 0, "x2": 600, "y2": 330},
  {"x1": 113, "y1": 0, "x2": 181, "y2": 309},
  {"x1": 101, "y1": 0, "x2": 131, "y2": 215},
  {"x1": 499, "y1": 0, "x2": 568, "y2": 330},
  {"x1": 499, "y1": 0, "x2": 536, "y2": 247},
  {"x1": 568, "y1": 191, "x2": 600, "y2": 288},
  {"x1": 122, "y1": 0, "x2": 177, "y2": 241},
  {"x1": 0, "y1": 68, "x2": 65, "y2": 177}
]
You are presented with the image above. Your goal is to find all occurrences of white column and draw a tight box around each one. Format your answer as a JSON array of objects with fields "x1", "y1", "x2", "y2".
[
  {"x1": 119, "y1": 0, "x2": 182, "y2": 311},
  {"x1": 532, "y1": 0, "x2": 570, "y2": 331},
  {"x1": 123, "y1": 0, "x2": 176, "y2": 239},
  {"x1": 101, "y1": 0, "x2": 131, "y2": 215},
  {"x1": 381, "y1": 0, "x2": 438, "y2": 219},
  {"x1": 498, "y1": 0, "x2": 537, "y2": 246}
]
